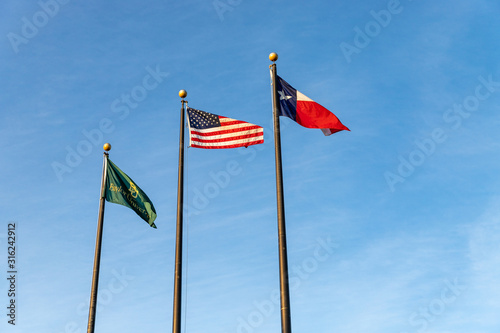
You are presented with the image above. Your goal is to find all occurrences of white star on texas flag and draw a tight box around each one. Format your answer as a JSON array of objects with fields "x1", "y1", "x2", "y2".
[{"x1": 278, "y1": 90, "x2": 292, "y2": 101}]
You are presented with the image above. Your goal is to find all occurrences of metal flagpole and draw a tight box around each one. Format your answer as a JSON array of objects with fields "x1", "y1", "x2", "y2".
[
  {"x1": 172, "y1": 90, "x2": 187, "y2": 333},
  {"x1": 87, "y1": 143, "x2": 111, "y2": 333},
  {"x1": 269, "y1": 53, "x2": 292, "y2": 333}
]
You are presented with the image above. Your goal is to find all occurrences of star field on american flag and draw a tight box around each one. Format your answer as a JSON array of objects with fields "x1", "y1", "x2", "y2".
[
  {"x1": 186, "y1": 107, "x2": 264, "y2": 149},
  {"x1": 187, "y1": 108, "x2": 221, "y2": 129}
]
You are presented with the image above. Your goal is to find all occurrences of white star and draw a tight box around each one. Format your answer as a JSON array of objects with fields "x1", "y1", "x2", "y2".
[{"x1": 278, "y1": 90, "x2": 292, "y2": 101}]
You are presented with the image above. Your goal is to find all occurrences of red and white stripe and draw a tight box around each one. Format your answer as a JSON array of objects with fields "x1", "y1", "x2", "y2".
[{"x1": 188, "y1": 116, "x2": 264, "y2": 149}]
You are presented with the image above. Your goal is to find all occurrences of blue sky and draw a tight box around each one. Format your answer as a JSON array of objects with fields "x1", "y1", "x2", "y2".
[{"x1": 1, "y1": 0, "x2": 500, "y2": 332}]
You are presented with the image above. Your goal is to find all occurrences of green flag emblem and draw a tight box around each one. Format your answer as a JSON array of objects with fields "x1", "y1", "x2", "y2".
[{"x1": 105, "y1": 159, "x2": 157, "y2": 228}]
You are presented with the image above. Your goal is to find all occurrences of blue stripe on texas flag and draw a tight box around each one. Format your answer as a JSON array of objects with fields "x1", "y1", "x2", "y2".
[{"x1": 276, "y1": 75, "x2": 298, "y2": 121}]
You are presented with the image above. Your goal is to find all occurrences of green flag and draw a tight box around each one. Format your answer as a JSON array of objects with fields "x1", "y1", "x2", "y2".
[{"x1": 105, "y1": 159, "x2": 157, "y2": 228}]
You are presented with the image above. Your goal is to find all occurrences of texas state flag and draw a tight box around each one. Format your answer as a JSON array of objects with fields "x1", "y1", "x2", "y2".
[{"x1": 276, "y1": 75, "x2": 350, "y2": 136}]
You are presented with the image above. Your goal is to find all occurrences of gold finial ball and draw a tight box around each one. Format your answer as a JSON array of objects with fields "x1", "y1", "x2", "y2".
[
  {"x1": 103, "y1": 143, "x2": 111, "y2": 151},
  {"x1": 179, "y1": 89, "x2": 187, "y2": 98},
  {"x1": 269, "y1": 52, "x2": 278, "y2": 62}
]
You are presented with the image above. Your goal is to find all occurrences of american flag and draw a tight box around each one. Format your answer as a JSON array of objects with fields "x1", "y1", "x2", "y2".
[{"x1": 187, "y1": 107, "x2": 264, "y2": 149}]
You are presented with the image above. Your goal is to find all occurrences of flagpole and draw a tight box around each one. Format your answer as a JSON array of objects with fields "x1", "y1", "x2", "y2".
[
  {"x1": 87, "y1": 143, "x2": 111, "y2": 333},
  {"x1": 270, "y1": 53, "x2": 292, "y2": 333},
  {"x1": 172, "y1": 90, "x2": 187, "y2": 333}
]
